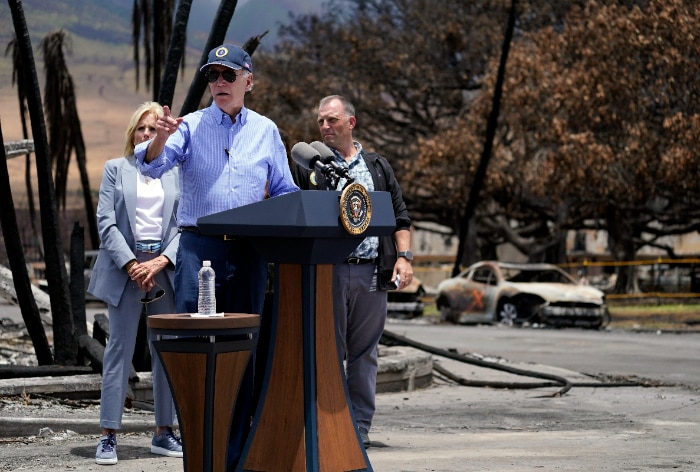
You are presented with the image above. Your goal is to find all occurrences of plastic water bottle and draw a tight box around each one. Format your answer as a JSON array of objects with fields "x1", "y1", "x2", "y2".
[{"x1": 197, "y1": 260, "x2": 216, "y2": 315}]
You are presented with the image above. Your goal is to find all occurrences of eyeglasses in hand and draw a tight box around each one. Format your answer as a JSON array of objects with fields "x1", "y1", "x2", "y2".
[
  {"x1": 204, "y1": 69, "x2": 240, "y2": 83},
  {"x1": 140, "y1": 283, "x2": 165, "y2": 304}
]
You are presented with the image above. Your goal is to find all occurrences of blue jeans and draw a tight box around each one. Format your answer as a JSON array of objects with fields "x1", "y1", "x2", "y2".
[
  {"x1": 175, "y1": 231, "x2": 267, "y2": 468},
  {"x1": 174, "y1": 232, "x2": 267, "y2": 316}
]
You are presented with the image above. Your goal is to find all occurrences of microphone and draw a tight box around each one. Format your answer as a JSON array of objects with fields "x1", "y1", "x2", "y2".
[
  {"x1": 327, "y1": 161, "x2": 353, "y2": 181},
  {"x1": 290, "y1": 142, "x2": 322, "y2": 170},
  {"x1": 290, "y1": 141, "x2": 354, "y2": 189},
  {"x1": 308, "y1": 141, "x2": 336, "y2": 164},
  {"x1": 308, "y1": 141, "x2": 352, "y2": 180}
]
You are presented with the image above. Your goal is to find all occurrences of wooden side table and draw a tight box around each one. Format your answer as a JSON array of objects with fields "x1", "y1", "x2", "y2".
[{"x1": 148, "y1": 313, "x2": 260, "y2": 472}]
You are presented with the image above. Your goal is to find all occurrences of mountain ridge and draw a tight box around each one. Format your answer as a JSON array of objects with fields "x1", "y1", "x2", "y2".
[
  {"x1": 0, "y1": 0, "x2": 323, "y2": 51},
  {"x1": 0, "y1": 0, "x2": 324, "y2": 197}
]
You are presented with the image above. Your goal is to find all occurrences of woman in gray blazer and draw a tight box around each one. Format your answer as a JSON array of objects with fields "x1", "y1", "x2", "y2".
[{"x1": 88, "y1": 102, "x2": 181, "y2": 465}]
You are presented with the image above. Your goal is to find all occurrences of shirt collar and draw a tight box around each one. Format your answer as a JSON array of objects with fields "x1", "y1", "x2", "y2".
[
  {"x1": 347, "y1": 141, "x2": 363, "y2": 169},
  {"x1": 334, "y1": 141, "x2": 363, "y2": 165},
  {"x1": 211, "y1": 102, "x2": 248, "y2": 126}
]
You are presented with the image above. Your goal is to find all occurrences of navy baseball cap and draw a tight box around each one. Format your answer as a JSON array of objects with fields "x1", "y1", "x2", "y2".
[{"x1": 200, "y1": 44, "x2": 252, "y2": 73}]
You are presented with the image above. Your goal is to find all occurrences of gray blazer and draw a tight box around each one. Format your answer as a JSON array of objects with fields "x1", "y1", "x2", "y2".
[{"x1": 87, "y1": 157, "x2": 180, "y2": 307}]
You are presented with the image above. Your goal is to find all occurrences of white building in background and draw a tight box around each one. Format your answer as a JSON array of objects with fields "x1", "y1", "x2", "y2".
[{"x1": 566, "y1": 229, "x2": 700, "y2": 258}]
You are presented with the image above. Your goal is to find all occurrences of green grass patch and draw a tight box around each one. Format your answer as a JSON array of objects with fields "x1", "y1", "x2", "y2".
[
  {"x1": 609, "y1": 303, "x2": 700, "y2": 315},
  {"x1": 608, "y1": 303, "x2": 700, "y2": 331}
]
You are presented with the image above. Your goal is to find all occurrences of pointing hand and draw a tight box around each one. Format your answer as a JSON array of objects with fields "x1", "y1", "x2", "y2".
[{"x1": 157, "y1": 105, "x2": 183, "y2": 137}]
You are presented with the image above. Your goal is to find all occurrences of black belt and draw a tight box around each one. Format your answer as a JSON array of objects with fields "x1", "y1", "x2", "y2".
[
  {"x1": 180, "y1": 226, "x2": 235, "y2": 240},
  {"x1": 179, "y1": 226, "x2": 200, "y2": 234},
  {"x1": 344, "y1": 257, "x2": 375, "y2": 265}
]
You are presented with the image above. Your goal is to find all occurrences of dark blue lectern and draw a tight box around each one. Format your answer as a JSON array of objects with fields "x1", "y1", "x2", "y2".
[{"x1": 198, "y1": 190, "x2": 395, "y2": 472}]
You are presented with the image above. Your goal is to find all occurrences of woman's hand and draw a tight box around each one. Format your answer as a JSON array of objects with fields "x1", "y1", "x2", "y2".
[{"x1": 128, "y1": 256, "x2": 169, "y2": 291}]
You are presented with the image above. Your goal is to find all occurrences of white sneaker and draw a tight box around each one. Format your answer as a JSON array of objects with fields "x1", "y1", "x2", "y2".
[{"x1": 95, "y1": 432, "x2": 117, "y2": 465}]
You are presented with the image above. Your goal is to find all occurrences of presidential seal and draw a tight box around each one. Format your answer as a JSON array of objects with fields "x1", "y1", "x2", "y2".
[{"x1": 339, "y1": 182, "x2": 372, "y2": 235}]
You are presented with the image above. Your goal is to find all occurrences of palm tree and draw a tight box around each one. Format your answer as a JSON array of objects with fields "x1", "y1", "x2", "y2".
[
  {"x1": 158, "y1": 0, "x2": 193, "y2": 107},
  {"x1": 5, "y1": 37, "x2": 42, "y2": 260},
  {"x1": 39, "y1": 30, "x2": 99, "y2": 249},
  {"x1": 179, "y1": 0, "x2": 240, "y2": 115},
  {"x1": 8, "y1": 0, "x2": 77, "y2": 365},
  {"x1": 132, "y1": 0, "x2": 176, "y2": 101},
  {"x1": 0, "y1": 123, "x2": 54, "y2": 365}
]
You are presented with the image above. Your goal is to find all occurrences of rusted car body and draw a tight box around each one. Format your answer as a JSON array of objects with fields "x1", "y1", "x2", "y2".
[{"x1": 435, "y1": 261, "x2": 610, "y2": 328}]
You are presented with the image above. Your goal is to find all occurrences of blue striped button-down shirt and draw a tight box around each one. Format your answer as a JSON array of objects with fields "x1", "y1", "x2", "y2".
[{"x1": 135, "y1": 103, "x2": 299, "y2": 227}]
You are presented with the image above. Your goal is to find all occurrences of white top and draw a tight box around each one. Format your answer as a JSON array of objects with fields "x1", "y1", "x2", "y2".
[{"x1": 134, "y1": 171, "x2": 164, "y2": 241}]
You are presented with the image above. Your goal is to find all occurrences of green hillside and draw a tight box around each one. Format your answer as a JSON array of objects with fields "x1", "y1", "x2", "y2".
[
  {"x1": 1, "y1": 0, "x2": 324, "y2": 48},
  {"x1": 1, "y1": 0, "x2": 132, "y2": 44},
  {"x1": 0, "y1": 0, "x2": 324, "y2": 83}
]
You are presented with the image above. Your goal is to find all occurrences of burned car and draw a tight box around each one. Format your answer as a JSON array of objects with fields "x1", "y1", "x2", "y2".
[
  {"x1": 435, "y1": 261, "x2": 610, "y2": 328},
  {"x1": 387, "y1": 277, "x2": 426, "y2": 318}
]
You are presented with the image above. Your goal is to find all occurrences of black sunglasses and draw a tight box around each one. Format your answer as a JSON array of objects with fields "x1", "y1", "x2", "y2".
[
  {"x1": 141, "y1": 283, "x2": 166, "y2": 304},
  {"x1": 204, "y1": 69, "x2": 240, "y2": 83}
]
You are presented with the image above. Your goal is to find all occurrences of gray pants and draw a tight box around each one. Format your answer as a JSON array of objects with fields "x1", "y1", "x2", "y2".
[
  {"x1": 333, "y1": 262, "x2": 387, "y2": 431},
  {"x1": 99, "y1": 253, "x2": 177, "y2": 430}
]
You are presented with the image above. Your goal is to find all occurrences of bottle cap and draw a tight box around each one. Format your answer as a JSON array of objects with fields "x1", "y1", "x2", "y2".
[{"x1": 203, "y1": 260, "x2": 211, "y2": 267}]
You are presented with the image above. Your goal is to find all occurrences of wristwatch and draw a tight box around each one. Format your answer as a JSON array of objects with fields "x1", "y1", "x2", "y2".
[{"x1": 397, "y1": 250, "x2": 413, "y2": 261}]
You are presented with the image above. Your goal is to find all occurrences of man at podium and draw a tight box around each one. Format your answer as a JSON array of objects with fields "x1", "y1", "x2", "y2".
[
  {"x1": 134, "y1": 44, "x2": 299, "y2": 468},
  {"x1": 313, "y1": 95, "x2": 414, "y2": 448}
]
